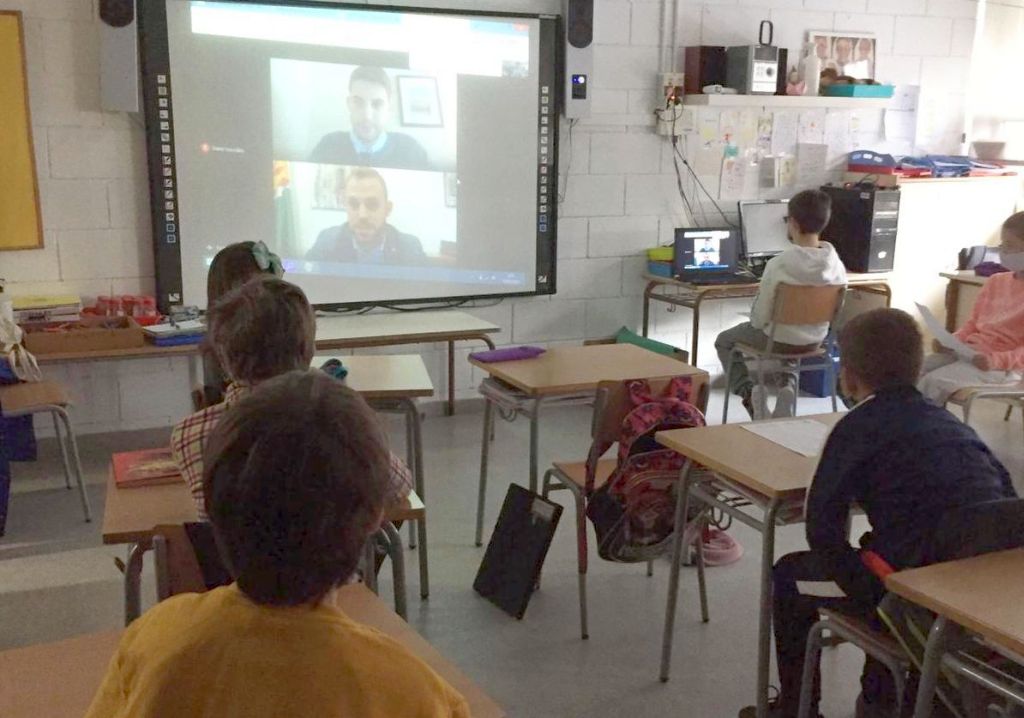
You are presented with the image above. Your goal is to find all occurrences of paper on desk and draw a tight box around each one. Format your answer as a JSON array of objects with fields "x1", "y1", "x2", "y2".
[
  {"x1": 916, "y1": 303, "x2": 977, "y2": 360},
  {"x1": 742, "y1": 419, "x2": 831, "y2": 458}
]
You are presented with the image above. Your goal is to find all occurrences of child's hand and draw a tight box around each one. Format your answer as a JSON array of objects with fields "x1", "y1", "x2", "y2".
[{"x1": 972, "y1": 353, "x2": 992, "y2": 371}]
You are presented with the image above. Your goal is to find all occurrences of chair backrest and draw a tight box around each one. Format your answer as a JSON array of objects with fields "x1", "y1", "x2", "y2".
[
  {"x1": 925, "y1": 498, "x2": 1024, "y2": 564},
  {"x1": 153, "y1": 522, "x2": 232, "y2": 601},
  {"x1": 590, "y1": 374, "x2": 709, "y2": 446},
  {"x1": 771, "y1": 283, "x2": 846, "y2": 327}
]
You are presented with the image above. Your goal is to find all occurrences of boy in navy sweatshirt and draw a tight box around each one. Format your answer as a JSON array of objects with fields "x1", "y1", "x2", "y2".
[{"x1": 740, "y1": 308, "x2": 1016, "y2": 718}]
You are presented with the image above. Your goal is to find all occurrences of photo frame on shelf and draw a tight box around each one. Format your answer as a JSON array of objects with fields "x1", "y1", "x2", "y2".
[
  {"x1": 397, "y1": 75, "x2": 444, "y2": 128},
  {"x1": 808, "y1": 31, "x2": 876, "y2": 81}
]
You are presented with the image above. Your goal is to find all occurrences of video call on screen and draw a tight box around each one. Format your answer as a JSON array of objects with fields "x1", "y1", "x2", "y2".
[{"x1": 160, "y1": 1, "x2": 548, "y2": 307}]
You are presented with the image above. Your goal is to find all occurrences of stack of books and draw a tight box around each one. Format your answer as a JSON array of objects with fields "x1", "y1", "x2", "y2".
[{"x1": 12, "y1": 294, "x2": 81, "y2": 329}]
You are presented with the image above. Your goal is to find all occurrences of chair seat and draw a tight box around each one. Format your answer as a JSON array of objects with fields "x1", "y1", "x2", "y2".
[
  {"x1": 820, "y1": 608, "x2": 908, "y2": 664},
  {"x1": 551, "y1": 458, "x2": 617, "y2": 491},
  {"x1": 0, "y1": 381, "x2": 69, "y2": 416},
  {"x1": 733, "y1": 342, "x2": 827, "y2": 361},
  {"x1": 947, "y1": 386, "x2": 1024, "y2": 406}
]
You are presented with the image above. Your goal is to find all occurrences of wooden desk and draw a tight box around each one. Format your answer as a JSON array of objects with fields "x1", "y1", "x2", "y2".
[
  {"x1": 886, "y1": 548, "x2": 1024, "y2": 717},
  {"x1": 0, "y1": 584, "x2": 504, "y2": 718},
  {"x1": 641, "y1": 273, "x2": 892, "y2": 366},
  {"x1": 33, "y1": 310, "x2": 497, "y2": 415},
  {"x1": 655, "y1": 413, "x2": 844, "y2": 717},
  {"x1": 470, "y1": 344, "x2": 708, "y2": 545},
  {"x1": 940, "y1": 270, "x2": 987, "y2": 333}
]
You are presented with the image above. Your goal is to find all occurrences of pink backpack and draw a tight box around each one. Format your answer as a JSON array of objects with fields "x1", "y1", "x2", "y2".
[{"x1": 584, "y1": 377, "x2": 706, "y2": 563}]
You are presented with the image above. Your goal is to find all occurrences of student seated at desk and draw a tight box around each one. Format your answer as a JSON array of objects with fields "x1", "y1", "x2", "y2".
[
  {"x1": 87, "y1": 371, "x2": 469, "y2": 718},
  {"x1": 171, "y1": 276, "x2": 411, "y2": 518},
  {"x1": 201, "y1": 241, "x2": 284, "y2": 406},
  {"x1": 715, "y1": 189, "x2": 847, "y2": 419},
  {"x1": 919, "y1": 212, "x2": 1024, "y2": 405},
  {"x1": 741, "y1": 308, "x2": 1016, "y2": 718}
]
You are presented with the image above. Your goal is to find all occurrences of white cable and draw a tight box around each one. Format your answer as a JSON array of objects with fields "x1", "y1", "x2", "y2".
[
  {"x1": 659, "y1": 0, "x2": 670, "y2": 74},
  {"x1": 671, "y1": 0, "x2": 680, "y2": 73}
]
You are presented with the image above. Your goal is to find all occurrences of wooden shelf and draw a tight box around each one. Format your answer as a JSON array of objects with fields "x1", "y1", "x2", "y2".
[{"x1": 683, "y1": 93, "x2": 891, "y2": 109}]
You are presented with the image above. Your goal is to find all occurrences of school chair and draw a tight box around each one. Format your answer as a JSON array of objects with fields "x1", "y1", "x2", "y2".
[
  {"x1": 722, "y1": 283, "x2": 846, "y2": 424},
  {"x1": 946, "y1": 385, "x2": 1024, "y2": 437},
  {"x1": 540, "y1": 375, "x2": 711, "y2": 640},
  {"x1": 797, "y1": 498, "x2": 1024, "y2": 718},
  {"x1": 0, "y1": 380, "x2": 92, "y2": 522}
]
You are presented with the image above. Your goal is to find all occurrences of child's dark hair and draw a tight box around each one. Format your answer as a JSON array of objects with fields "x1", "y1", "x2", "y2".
[
  {"x1": 1003, "y1": 211, "x2": 1024, "y2": 241},
  {"x1": 207, "y1": 277, "x2": 315, "y2": 384},
  {"x1": 788, "y1": 189, "x2": 833, "y2": 235},
  {"x1": 838, "y1": 308, "x2": 923, "y2": 390},
  {"x1": 203, "y1": 370, "x2": 389, "y2": 606},
  {"x1": 207, "y1": 242, "x2": 266, "y2": 305}
]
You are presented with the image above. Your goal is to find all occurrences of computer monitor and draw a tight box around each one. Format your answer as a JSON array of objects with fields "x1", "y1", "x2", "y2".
[
  {"x1": 739, "y1": 200, "x2": 791, "y2": 259},
  {"x1": 672, "y1": 227, "x2": 739, "y2": 277}
]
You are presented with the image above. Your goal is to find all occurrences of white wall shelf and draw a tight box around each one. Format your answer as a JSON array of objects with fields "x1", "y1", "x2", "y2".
[{"x1": 683, "y1": 94, "x2": 891, "y2": 109}]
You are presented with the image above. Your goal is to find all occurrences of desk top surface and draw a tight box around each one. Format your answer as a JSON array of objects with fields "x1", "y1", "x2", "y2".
[
  {"x1": 0, "y1": 584, "x2": 503, "y2": 718},
  {"x1": 316, "y1": 310, "x2": 499, "y2": 346},
  {"x1": 644, "y1": 272, "x2": 892, "y2": 293},
  {"x1": 656, "y1": 413, "x2": 844, "y2": 500},
  {"x1": 886, "y1": 548, "x2": 1024, "y2": 658},
  {"x1": 940, "y1": 270, "x2": 988, "y2": 286},
  {"x1": 102, "y1": 466, "x2": 425, "y2": 545},
  {"x1": 469, "y1": 344, "x2": 707, "y2": 397},
  {"x1": 330, "y1": 354, "x2": 434, "y2": 399}
]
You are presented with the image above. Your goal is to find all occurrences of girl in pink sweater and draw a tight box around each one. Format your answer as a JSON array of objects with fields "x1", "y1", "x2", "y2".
[{"x1": 919, "y1": 212, "x2": 1024, "y2": 403}]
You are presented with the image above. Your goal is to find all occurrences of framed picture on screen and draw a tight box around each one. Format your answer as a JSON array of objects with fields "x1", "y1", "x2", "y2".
[{"x1": 397, "y1": 75, "x2": 443, "y2": 128}]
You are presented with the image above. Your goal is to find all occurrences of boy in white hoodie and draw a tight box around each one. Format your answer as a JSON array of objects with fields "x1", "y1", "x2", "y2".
[{"x1": 715, "y1": 189, "x2": 848, "y2": 419}]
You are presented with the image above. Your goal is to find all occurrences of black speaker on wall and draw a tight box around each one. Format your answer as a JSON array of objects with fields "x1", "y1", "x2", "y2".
[
  {"x1": 562, "y1": 0, "x2": 593, "y2": 118},
  {"x1": 99, "y1": 0, "x2": 139, "y2": 112},
  {"x1": 565, "y1": 0, "x2": 593, "y2": 48}
]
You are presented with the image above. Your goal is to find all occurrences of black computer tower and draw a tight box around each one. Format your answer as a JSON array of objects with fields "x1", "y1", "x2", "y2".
[{"x1": 820, "y1": 185, "x2": 900, "y2": 273}]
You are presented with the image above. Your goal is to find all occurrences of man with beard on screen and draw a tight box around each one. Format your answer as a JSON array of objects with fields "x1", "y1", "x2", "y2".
[
  {"x1": 311, "y1": 66, "x2": 430, "y2": 170},
  {"x1": 306, "y1": 167, "x2": 426, "y2": 265}
]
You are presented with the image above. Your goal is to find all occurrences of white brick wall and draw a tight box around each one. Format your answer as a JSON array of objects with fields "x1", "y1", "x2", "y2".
[{"x1": 3, "y1": 0, "x2": 978, "y2": 433}]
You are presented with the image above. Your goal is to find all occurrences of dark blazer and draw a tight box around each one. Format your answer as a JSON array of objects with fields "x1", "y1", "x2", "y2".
[
  {"x1": 310, "y1": 131, "x2": 430, "y2": 170},
  {"x1": 806, "y1": 384, "x2": 1016, "y2": 573},
  {"x1": 305, "y1": 223, "x2": 426, "y2": 265}
]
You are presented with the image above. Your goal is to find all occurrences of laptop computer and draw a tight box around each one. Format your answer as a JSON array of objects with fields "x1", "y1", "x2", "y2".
[{"x1": 672, "y1": 227, "x2": 753, "y2": 285}]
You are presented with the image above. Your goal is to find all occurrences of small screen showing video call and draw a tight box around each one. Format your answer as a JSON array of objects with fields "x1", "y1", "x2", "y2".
[
  {"x1": 149, "y1": 1, "x2": 557, "y2": 307},
  {"x1": 679, "y1": 229, "x2": 735, "y2": 271}
]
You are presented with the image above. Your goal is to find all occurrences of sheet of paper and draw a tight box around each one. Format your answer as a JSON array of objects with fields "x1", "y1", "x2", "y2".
[
  {"x1": 771, "y1": 111, "x2": 798, "y2": 156},
  {"x1": 686, "y1": 131, "x2": 724, "y2": 177},
  {"x1": 680, "y1": 107, "x2": 697, "y2": 134},
  {"x1": 698, "y1": 111, "x2": 719, "y2": 143},
  {"x1": 756, "y1": 113, "x2": 774, "y2": 154},
  {"x1": 916, "y1": 303, "x2": 978, "y2": 360},
  {"x1": 778, "y1": 155, "x2": 796, "y2": 187},
  {"x1": 737, "y1": 110, "x2": 758, "y2": 149},
  {"x1": 720, "y1": 110, "x2": 740, "y2": 143},
  {"x1": 824, "y1": 111, "x2": 853, "y2": 165},
  {"x1": 798, "y1": 109, "x2": 826, "y2": 144},
  {"x1": 890, "y1": 85, "x2": 921, "y2": 112},
  {"x1": 719, "y1": 156, "x2": 746, "y2": 201},
  {"x1": 796, "y1": 143, "x2": 828, "y2": 184},
  {"x1": 742, "y1": 419, "x2": 832, "y2": 458},
  {"x1": 884, "y1": 109, "x2": 917, "y2": 141}
]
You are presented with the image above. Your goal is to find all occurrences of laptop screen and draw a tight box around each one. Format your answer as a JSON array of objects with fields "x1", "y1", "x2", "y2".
[{"x1": 673, "y1": 228, "x2": 739, "y2": 275}]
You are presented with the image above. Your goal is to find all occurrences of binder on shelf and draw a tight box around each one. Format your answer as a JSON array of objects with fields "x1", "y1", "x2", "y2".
[{"x1": 473, "y1": 484, "x2": 562, "y2": 620}]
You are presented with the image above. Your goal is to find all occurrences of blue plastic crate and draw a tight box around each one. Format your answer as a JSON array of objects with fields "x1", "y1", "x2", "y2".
[{"x1": 799, "y1": 354, "x2": 840, "y2": 398}]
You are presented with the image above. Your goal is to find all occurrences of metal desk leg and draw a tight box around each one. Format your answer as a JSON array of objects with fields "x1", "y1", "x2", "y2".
[
  {"x1": 660, "y1": 460, "x2": 695, "y2": 682},
  {"x1": 446, "y1": 340, "x2": 456, "y2": 417},
  {"x1": 757, "y1": 499, "x2": 782, "y2": 718},
  {"x1": 642, "y1": 281, "x2": 656, "y2": 337},
  {"x1": 691, "y1": 293, "x2": 706, "y2": 369},
  {"x1": 528, "y1": 399, "x2": 541, "y2": 494},
  {"x1": 383, "y1": 522, "x2": 407, "y2": 619},
  {"x1": 124, "y1": 543, "x2": 146, "y2": 625},
  {"x1": 913, "y1": 616, "x2": 951, "y2": 718},
  {"x1": 406, "y1": 412, "x2": 416, "y2": 550},
  {"x1": 475, "y1": 397, "x2": 494, "y2": 547},
  {"x1": 404, "y1": 398, "x2": 429, "y2": 599}
]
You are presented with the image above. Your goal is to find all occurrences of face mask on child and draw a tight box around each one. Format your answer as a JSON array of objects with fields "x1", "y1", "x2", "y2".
[{"x1": 1002, "y1": 252, "x2": 1024, "y2": 273}]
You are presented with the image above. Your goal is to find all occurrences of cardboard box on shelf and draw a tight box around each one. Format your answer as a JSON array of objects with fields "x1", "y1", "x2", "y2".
[{"x1": 22, "y1": 316, "x2": 145, "y2": 355}]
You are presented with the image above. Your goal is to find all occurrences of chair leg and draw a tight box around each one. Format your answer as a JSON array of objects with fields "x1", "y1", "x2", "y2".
[
  {"x1": 1005, "y1": 405, "x2": 1014, "y2": 422},
  {"x1": 829, "y1": 357, "x2": 839, "y2": 413},
  {"x1": 55, "y1": 408, "x2": 91, "y2": 523},
  {"x1": 475, "y1": 398, "x2": 494, "y2": 547},
  {"x1": 646, "y1": 560, "x2": 654, "y2": 577},
  {"x1": 797, "y1": 620, "x2": 828, "y2": 718},
  {"x1": 52, "y1": 413, "x2": 72, "y2": 490},
  {"x1": 695, "y1": 516, "x2": 709, "y2": 624},
  {"x1": 573, "y1": 488, "x2": 589, "y2": 640},
  {"x1": 963, "y1": 397, "x2": 974, "y2": 426}
]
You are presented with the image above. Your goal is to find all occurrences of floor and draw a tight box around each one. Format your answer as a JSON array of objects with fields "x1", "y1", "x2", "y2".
[{"x1": 2, "y1": 388, "x2": 1022, "y2": 718}]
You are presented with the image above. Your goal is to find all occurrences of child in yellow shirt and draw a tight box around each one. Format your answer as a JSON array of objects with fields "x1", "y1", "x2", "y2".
[{"x1": 86, "y1": 370, "x2": 469, "y2": 718}]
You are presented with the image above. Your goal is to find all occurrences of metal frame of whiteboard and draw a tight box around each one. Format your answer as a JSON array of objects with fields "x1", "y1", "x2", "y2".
[
  {"x1": 135, "y1": 0, "x2": 562, "y2": 312},
  {"x1": 739, "y1": 199, "x2": 791, "y2": 260}
]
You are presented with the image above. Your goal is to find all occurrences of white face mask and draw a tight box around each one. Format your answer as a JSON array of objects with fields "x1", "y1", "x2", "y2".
[{"x1": 1002, "y1": 252, "x2": 1024, "y2": 272}]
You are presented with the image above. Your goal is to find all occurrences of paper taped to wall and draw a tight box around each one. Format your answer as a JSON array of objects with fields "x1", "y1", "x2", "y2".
[{"x1": 916, "y1": 303, "x2": 978, "y2": 360}]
